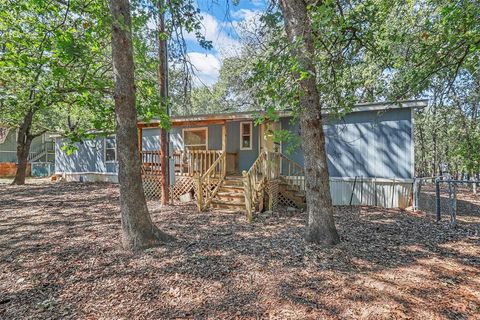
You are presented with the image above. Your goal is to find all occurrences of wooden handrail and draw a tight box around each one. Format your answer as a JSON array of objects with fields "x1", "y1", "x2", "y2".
[
  {"x1": 201, "y1": 150, "x2": 226, "y2": 179},
  {"x1": 242, "y1": 151, "x2": 267, "y2": 220},
  {"x1": 242, "y1": 151, "x2": 305, "y2": 220},
  {"x1": 141, "y1": 150, "x2": 222, "y2": 177},
  {"x1": 278, "y1": 153, "x2": 305, "y2": 191},
  {"x1": 196, "y1": 151, "x2": 227, "y2": 211}
]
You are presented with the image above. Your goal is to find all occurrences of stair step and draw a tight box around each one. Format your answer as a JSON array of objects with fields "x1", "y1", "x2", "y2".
[
  {"x1": 211, "y1": 199, "x2": 246, "y2": 211},
  {"x1": 216, "y1": 192, "x2": 245, "y2": 202},
  {"x1": 219, "y1": 185, "x2": 244, "y2": 192},
  {"x1": 223, "y1": 181, "x2": 244, "y2": 187}
]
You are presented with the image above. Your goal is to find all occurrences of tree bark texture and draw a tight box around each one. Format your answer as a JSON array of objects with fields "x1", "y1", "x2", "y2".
[
  {"x1": 110, "y1": 0, "x2": 173, "y2": 250},
  {"x1": 12, "y1": 110, "x2": 34, "y2": 185},
  {"x1": 158, "y1": 0, "x2": 169, "y2": 205},
  {"x1": 279, "y1": 0, "x2": 340, "y2": 245}
]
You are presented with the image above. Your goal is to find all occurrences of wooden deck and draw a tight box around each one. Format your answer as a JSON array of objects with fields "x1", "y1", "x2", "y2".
[{"x1": 140, "y1": 149, "x2": 307, "y2": 216}]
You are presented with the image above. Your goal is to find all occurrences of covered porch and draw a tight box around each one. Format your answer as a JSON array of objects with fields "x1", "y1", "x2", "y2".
[{"x1": 136, "y1": 114, "x2": 306, "y2": 216}]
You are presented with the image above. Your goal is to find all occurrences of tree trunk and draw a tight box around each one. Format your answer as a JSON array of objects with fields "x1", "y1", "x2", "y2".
[
  {"x1": 12, "y1": 110, "x2": 35, "y2": 185},
  {"x1": 110, "y1": 0, "x2": 173, "y2": 250},
  {"x1": 12, "y1": 137, "x2": 32, "y2": 185},
  {"x1": 158, "y1": 0, "x2": 169, "y2": 205},
  {"x1": 279, "y1": 0, "x2": 340, "y2": 245}
]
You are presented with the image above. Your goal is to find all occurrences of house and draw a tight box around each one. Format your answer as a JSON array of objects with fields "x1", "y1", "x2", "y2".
[
  {"x1": 0, "y1": 127, "x2": 55, "y2": 177},
  {"x1": 54, "y1": 99, "x2": 428, "y2": 212}
]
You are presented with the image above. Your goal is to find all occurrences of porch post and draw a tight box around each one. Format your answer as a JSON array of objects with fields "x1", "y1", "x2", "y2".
[
  {"x1": 222, "y1": 122, "x2": 227, "y2": 173},
  {"x1": 222, "y1": 121, "x2": 227, "y2": 151},
  {"x1": 137, "y1": 126, "x2": 143, "y2": 154}
]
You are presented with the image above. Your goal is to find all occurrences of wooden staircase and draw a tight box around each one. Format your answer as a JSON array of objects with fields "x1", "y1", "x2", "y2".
[
  {"x1": 211, "y1": 176, "x2": 246, "y2": 211},
  {"x1": 195, "y1": 151, "x2": 307, "y2": 215},
  {"x1": 208, "y1": 175, "x2": 307, "y2": 212}
]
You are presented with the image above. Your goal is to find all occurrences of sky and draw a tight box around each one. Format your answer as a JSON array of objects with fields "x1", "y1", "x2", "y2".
[{"x1": 183, "y1": 0, "x2": 267, "y2": 86}]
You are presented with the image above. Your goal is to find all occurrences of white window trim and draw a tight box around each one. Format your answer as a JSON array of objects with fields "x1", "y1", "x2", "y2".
[
  {"x1": 104, "y1": 135, "x2": 117, "y2": 163},
  {"x1": 240, "y1": 121, "x2": 253, "y2": 150},
  {"x1": 182, "y1": 127, "x2": 208, "y2": 150}
]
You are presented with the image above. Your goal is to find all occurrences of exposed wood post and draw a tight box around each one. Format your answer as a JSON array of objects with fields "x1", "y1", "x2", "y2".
[
  {"x1": 137, "y1": 127, "x2": 143, "y2": 153},
  {"x1": 274, "y1": 152, "x2": 280, "y2": 179},
  {"x1": 222, "y1": 122, "x2": 227, "y2": 150},
  {"x1": 222, "y1": 123, "x2": 227, "y2": 173},
  {"x1": 196, "y1": 174, "x2": 203, "y2": 211},
  {"x1": 243, "y1": 170, "x2": 253, "y2": 222}
]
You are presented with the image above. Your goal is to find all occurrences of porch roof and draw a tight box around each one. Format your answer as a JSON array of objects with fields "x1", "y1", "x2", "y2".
[{"x1": 137, "y1": 99, "x2": 428, "y2": 128}]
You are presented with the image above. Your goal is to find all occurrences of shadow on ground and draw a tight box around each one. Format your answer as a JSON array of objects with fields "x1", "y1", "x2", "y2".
[{"x1": 0, "y1": 182, "x2": 478, "y2": 319}]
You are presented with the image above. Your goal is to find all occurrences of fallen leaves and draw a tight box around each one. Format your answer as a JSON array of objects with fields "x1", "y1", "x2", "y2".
[{"x1": 0, "y1": 182, "x2": 478, "y2": 319}]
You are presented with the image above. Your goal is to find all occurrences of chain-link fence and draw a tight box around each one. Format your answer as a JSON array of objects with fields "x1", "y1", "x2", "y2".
[{"x1": 413, "y1": 176, "x2": 480, "y2": 227}]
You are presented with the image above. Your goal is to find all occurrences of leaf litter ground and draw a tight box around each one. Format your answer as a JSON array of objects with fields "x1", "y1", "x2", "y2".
[{"x1": 0, "y1": 182, "x2": 478, "y2": 319}]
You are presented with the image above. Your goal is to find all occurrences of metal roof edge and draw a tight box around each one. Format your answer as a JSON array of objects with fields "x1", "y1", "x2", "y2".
[{"x1": 138, "y1": 99, "x2": 428, "y2": 124}]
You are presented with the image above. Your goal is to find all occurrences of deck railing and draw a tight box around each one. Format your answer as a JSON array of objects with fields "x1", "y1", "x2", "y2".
[
  {"x1": 242, "y1": 151, "x2": 305, "y2": 220},
  {"x1": 27, "y1": 141, "x2": 53, "y2": 163},
  {"x1": 242, "y1": 151, "x2": 267, "y2": 220},
  {"x1": 141, "y1": 150, "x2": 161, "y2": 175},
  {"x1": 278, "y1": 153, "x2": 305, "y2": 191},
  {"x1": 196, "y1": 151, "x2": 227, "y2": 211},
  {"x1": 173, "y1": 150, "x2": 223, "y2": 176},
  {"x1": 141, "y1": 150, "x2": 223, "y2": 177}
]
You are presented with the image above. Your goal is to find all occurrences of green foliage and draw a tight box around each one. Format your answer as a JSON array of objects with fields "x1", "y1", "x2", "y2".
[
  {"x1": 0, "y1": 0, "x2": 112, "y2": 136},
  {"x1": 0, "y1": 0, "x2": 220, "y2": 142},
  {"x1": 130, "y1": 0, "x2": 216, "y2": 122},
  {"x1": 248, "y1": 0, "x2": 479, "y2": 110},
  {"x1": 240, "y1": 0, "x2": 479, "y2": 171},
  {"x1": 415, "y1": 72, "x2": 480, "y2": 177}
]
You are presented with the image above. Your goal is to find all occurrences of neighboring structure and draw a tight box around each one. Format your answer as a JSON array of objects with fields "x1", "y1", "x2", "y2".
[
  {"x1": 0, "y1": 128, "x2": 55, "y2": 177},
  {"x1": 54, "y1": 99, "x2": 428, "y2": 212},
  {"x1": 54, "y1": 134, "x2": 119, "y2": 182}
]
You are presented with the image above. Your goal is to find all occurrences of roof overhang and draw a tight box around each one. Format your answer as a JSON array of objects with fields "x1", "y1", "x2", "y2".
[{"x1": 138, "y1": 99, "x2": 428, "y2": 128}]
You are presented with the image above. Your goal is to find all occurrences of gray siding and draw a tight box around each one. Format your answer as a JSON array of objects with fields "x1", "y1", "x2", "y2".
[
  {"x1": 55, "y1": 136, "x2": 107, "y2": 173},
  {"x1": 142, "y1": 128, "x2": 161, "y2": 151},
  {"x1": 281, "y1": 108, "x2": 413, "y2": 179},
  {"x1": 169, "y1": 121, "x2": 259, "y2": 172},
  {"x1": 0, "y1": 129, "x2": 51, "y2": 163},
  {"x1": 54, "y1": 108, "x2": 413, "y2": 179},
  {"x1": 226, "y1": 121, "x2": 259, "y2": 172},
  {"x1": 0, "y1": 129, "x2": 18, "y2": 162},
  {"x1": 169, "y1": 124, "x2": 224, "y2": 151}
]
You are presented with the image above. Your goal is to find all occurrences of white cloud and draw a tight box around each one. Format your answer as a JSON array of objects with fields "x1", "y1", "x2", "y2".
[
  {"x1": 230, "y1": 8, "x2": 264, "y2": 36},
  {"x1": 186, "y1": 52, "x2": 221, "y2": 86},
  {"x1": 184, "y1": 13, "x2": 241, "y2": 58},
  {"x1": 183, "y1": 8, "x2": 264, "y2": 86},
  {"x1": 231, "y1": 8, "x2": 260, "y2": 21}
]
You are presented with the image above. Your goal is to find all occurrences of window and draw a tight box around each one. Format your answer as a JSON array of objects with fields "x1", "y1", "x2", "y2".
[
  {"x1": 240, "y1": 121, "x2": 252, "y2": 150},
  {"x1": 183, "y1": 128, "x2": 207, "y2": 150},
  {"x1": 105, "y1": 136, "x2": 117, "y2": 162}
]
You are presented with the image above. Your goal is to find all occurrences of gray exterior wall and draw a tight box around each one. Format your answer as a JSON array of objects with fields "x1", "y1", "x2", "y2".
[
  {"x1": 0, "y1": 129, "x2": 18, "y2": 162},
  {"x1": 281, "y1": 108, "x2": 413, "y2": 179},
  {"x1": 54, "y1": 108, "x2": 413, "y2": 179},
  {"x1": 226, "y1": 121, "x2": 259, "y2": 172},
  {"x1": 169, "y1": 121, "x2": 259, "y2": 172},
  {"x1": 169, "y1": 124, "x2": 224, "y2": 151},
  {"x1": 0, "y1": 129, "x2": 52, "y2": 163},
  {"x1": 142, "y1": 128, "x2": 161, "y2": 151},
  {"x1": 55, "y1": 136, "x2": 112, "y2": 173}
]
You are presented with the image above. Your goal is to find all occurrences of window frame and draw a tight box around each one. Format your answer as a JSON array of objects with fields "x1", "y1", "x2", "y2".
[
  {"x1": 240, "y1": 121, "x2": 253, "y2": 151},
  {"x1": 182, "y1": 127, "x2": 208, "y2": 150},
  {"x1": 104, "y1": 135, "x2": 117, "y2": 163}
]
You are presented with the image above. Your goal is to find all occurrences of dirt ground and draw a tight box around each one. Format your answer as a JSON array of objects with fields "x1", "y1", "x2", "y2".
[{"x1": 0, "y1": 183, "x2": 479, "y2": 319}]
